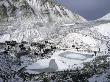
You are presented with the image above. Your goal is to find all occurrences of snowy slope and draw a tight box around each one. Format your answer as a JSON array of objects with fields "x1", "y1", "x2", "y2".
[
  {"x1": 26, "y1": 0, "x2": 86, "y2": 23},
  {"x1": 0, "y1": 0, "x2": 86, "y2": 43},
  {"x1": 0, "y1": 0, "x2": 86, "y2": 22},
  {"x1": 93, "y1": 12, "x2": 110, "y2": 39},
  {"x1": 93, "y1": 12, "x2": 110, "y2": 41},
  {"x1": 93, "y1": 23, "x2": 110, "y2": 37},
  {"x1": 99, "y1": 13, "x2": 110, "y2": 20}
]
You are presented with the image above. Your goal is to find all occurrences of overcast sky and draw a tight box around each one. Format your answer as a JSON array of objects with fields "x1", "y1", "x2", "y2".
[{"x1": 56, "y1": 0, "x2": 110, "y2": 20}]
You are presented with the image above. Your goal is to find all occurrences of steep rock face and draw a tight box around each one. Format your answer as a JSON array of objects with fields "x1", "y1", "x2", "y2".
[
  {"x1": 26, "y1": 0, "x2": 86, "y2": 23},
  {"x1": 0, "y1": 0, "x2": 34, "y2": 20},
  {"x1": 0, "y1": 0, "x2": 86, "y2": 22},
  {"x1": 0, "y1": 0, "x2": 86, "y2": 43}
]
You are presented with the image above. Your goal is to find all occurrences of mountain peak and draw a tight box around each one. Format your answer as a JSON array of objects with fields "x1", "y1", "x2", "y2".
[
  {"x1": 0, "y1": 0, "x2": 86, "y2": 43},
  {"x1": 99, "y1": 13, "x2": 110, "y2": 20},
  {"x1": 0, "y1": 0, "x2": 86, "y2": 22}
]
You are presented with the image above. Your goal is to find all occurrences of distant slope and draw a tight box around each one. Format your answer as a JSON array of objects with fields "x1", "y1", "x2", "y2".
[
  {"x1": 94, "y1": 12, "x2": 110, "y2": 38},
  {"x1": 93, "y1": 23, "x2": 110, "y2": 37},
  {"x1": 99, "y1": 13, "x2": 110, "y2": 20}
]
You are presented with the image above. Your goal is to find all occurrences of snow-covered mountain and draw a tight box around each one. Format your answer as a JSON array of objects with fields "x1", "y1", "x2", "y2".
[
  {"x1": 99, "y1": 13, "x2": 110, "y2": 20},
  {"x1": 0, "y1": 0, "x2": 86, "y2": 43},
  {"x1": 92, "y1": 13, "x2": 110, "y2": 38},
  {"x1": 0, "y1": 0, "x2": 86, "y2": 22},
  {"x1": 0, "y1": 0, "x2": 109, "y2": 58},
  {"x1": 93, "y1": 23, "x2": 110, "y2": 37}
]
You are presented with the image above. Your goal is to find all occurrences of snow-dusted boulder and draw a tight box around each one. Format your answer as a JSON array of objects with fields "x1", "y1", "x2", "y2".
[
  {"x1": 49, "y1": 59, "x2": 58, "y2": 70},
  {"x1": 49, "y1": 59, "x2": 68, "y2": 71}
]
